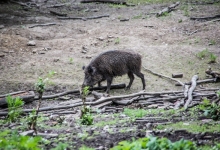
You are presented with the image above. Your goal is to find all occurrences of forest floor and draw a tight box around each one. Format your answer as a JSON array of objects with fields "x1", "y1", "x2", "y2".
[{"x1": 0, "y1": 0, "x2": 220, "y2": 149}]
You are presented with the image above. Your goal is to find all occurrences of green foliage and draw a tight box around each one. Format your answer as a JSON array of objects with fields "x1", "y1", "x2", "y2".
[
  {"x1": 80, "y1": 86, "x2": 93, "y2": 125},
  {"x1": 81, "y1": 106, "x2": 93, "y2": 125},
  {"x1": 196, "y1": 49, "x2": 218, "y2": 63},
  {"x1": 196, "y1": 49, "x2": 209, "y2": 59},
  {"x1": 133, "y1": 13, "x2": 143, "y2": 19},
  {"x1": 109, "y1": 3, "x2": 126, "y2": 8},
  {"x1": 79, "y1": 145, "x2": 95, "y2": 150},
  {"x1": 212, "y1": 143, "x2": 220, "y2": 150},
  {"x1": 51, "y1": 142, "x2": 68, "y2": 150},
  {"x1": 0, "y1": 130, "x2": 42, "y2": 150},
  {"x1": 114, "y1": 37, "x2": 120, "y2": 44},
  {"x1": 184, "y1": 7, "x2": 189, "y2": 16},
  {"x1": 159, "y1": 120, "x2": 220, "y2": 133},
  {"x1": 160, "y1": 11, "x2": 170, "y2": 17},
  {"x1": 110, "y1": 136, "x2": 197, "y2": 150},
  {"x1": 47, "y1": 70, "x2": 56, "y2": 78},
  {"x1": 217, "y1": 91, "x2": 220, "y2": 98},
  {"x1": 69, "y1": 57, "x2": 74, "y2": 64},
  {"x1": 209, "y1": 39, "x2": 216, "y2": 45},
  {"x1": 6, "y1": 95, "x2": 24, "y2": 122},
  {"x1": 209, "y1": 53, "x2": 217, "y2": 63},
  {"x1": 26, "y1": 110, "x2": 37, "y2": 129},
  {"x1": 35, "y1": 77, "x2": 45, "y2": 94},
  {"x1": 199, "y1": 98, "x2": 220, "y2": 121},
  {"x1": 124, "y1": 108, "x2": 152, "y2": 119},
  {"x1": 82, "y1": 86, "x2": 90, "y2": 98}
]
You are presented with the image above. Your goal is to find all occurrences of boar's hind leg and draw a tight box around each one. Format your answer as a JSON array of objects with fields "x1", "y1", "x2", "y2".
[
  {"x1": 106, "y1": 77, "x2": 113, "y2": 93},
  {"x1": 126, "y1": 71, "x2": 134, "y2": 89},
  {"x1": 134, "y1": 72, "x2": 146, "y2": 90}
]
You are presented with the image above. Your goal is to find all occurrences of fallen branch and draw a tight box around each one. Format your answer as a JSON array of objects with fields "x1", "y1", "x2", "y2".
[
  {"x1": 175, "y1": 78, "x2": 215, "y2": 86},
  {"x1": 190, "y1": 14, "x2": 220, "y2": 21},
  {"x1": 80, "y1": 0, "x2": 134, "y2": 6},
  {"x1": 113, "y1": 96, "x2": 140, "y2": 105},
  {"x1": 0, "y1": 90, "x2": 184, "y2": 116},
  {"x1": 35, "y1": 83, "x2": 126, "y2": 100},
  {"x1": 186, "y1": 0, "x2": 220, "y2": 5},
  {"x1": 0, "y1": 91, "x2": 35, "y2": 106},
  {"x1": 93, "y1": 101, "x2": 113, "y2": 109},
  {"x1": 57, "y1": 14, "x2": 110, "y2": 21},
  {"x1": 0, "y1": 91, "x2": 26, "y2": 98},
  {"x1": 10, "y1": 0, "x2": 31, "y2": 8},
  {"x1": 0, "y1": 86, "x2": 219, "y2": 116},
  {"x1": 29, "y1": 23, "x2": 57, "y2": 28},
  {"x1": 156, "y1": 1, "x2": 180, "y2": 17},
  {"x1": 184, "y1": 75, "x2": 198, "y2": 110},
  {"x1": 142, "y1": 65, "x2": 184, "y2": 86},
  {"x1": 46, "y1": 3, "x2": 66, "y2": 8},
  {"x1": 184, "y1": 85, "x2": 190, "y2": 98},
  {"x1": 50, "y1": 11, "x2": 67, "y2": 16}
]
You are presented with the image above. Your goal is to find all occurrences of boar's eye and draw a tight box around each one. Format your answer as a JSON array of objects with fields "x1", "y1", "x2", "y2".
[
  {"x1": 82, "y1": 66, "x2": 85, "y2": 70},
  {"x1": 87, "y1": 66, "x2": 93, "y2": 73}
]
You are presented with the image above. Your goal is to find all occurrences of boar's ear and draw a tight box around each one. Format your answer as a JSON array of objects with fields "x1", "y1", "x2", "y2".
[{"x1": 82, "y1": 66, "x2": 85, "y2": 70}]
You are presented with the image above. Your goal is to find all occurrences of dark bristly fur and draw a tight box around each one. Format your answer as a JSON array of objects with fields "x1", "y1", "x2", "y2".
[{"x1": 82, "y1": 50, "x2": 146, "y2": 93}]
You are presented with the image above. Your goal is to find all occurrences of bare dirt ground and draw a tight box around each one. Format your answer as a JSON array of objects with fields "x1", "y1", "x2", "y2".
[
  {"x1": 0, "y1": 0, "x2": 220, "y2": 95},
  {"x1": 0, "y1": 0, "x2": 220, "y2": 149}
]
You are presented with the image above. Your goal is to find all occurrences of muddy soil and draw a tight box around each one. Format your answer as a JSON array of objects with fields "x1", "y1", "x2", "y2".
[{"x1": 0, "y1": 0, "x2": 220, "y2": 149}]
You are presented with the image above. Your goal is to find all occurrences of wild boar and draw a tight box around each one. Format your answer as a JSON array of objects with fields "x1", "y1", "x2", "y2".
[{"x1": 82, "y1": 50, "x2": 145, "y2": 93}]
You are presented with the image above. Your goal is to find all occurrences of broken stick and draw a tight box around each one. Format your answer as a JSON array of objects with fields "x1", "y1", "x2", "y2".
[
  {"x1": 58, "y1": 15, "x2": 110, "y2": 20},
  {"x1": 29, "y1": 23, "x2": 57, "y2": 28},
  {"x1": 156, "y1": 1, "x2": 180, "y2": 17},
  {"x1": 142, "y1": 65, "x2": 184, "y2": 86},
  {"x1": 184, "y1": 75, "x2": 198, "y2": 110}
]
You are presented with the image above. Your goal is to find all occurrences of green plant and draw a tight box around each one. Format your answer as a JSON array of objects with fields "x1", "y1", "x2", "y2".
[
  {"x1": 110, "y1": 136, "x2": 197, "y2": 150},
  {"x1": 196, "y1": 49, "x2": 209, "y2": 59},
  {"x1": 133, "y1": 13, "x2": 143, "y2": 19},
  {"x1": 181, "y1": 5, "x2": 190, "y2": 17},
  {"x1": 79, "y1": 145, "x2": 95, "y2": 150},
  {"x1": 82, "y1": 86, "x2": 90, "y2": 98},
  {"x1": 209, "y1": 53, "x2": 217, "y2": 63},
  {"x1": 209, "y1": 39, "x2": 216, "y2": 45},
  {"x1": 6, "y1": 95, "x2": 24, "y2": 122},
  {"x1": 35, "y1": 77, "x2": 46, "y2": 95},
  {"x1": 0, "y1": 130, "x2": 42, "y2": 150},
  {"x1": 124, "y1": 108, "x2": 150, "y2": 119},
  {"x1": 52, "y1": 142, "x2": 68, "y2": 150},
  {"x1": 217, "y1": 91, "x2": 220, "y2": 98},
  {"x1": 109, "y1": 3, "x2": 126, "y2": 8},
  {"x1": 199, "y1": 98, "x2": 220, "y2": 121},
  {"x1": 26, "y1": 110, "x2": 37, "y2": 129},
  {"x1": 160, "y1": 11, "x2": 170, "y2": 17},
  {"x1": 69, "y1": 58, "x2": 74, "y2": 64},
  {"x1": 47, "y1": 70, "x2": 56, "y2": 78},
  {"x1": 80, "y1": 86, "x2": 93, "y2": 125},
  {"x1": 29, "y1": 77, "x2": 46, "y2": 131},
  {"x1": 81, "y1": 106, "x2": 93, "y2": 125},
  {"x1": 114, "y1": 37, "x2": 120, "y2": 44}
]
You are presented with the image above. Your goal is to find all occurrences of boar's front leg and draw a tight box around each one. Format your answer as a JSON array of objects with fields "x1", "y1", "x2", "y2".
[
  {"x1": 98, "y1": 82, "x2": 101, "y2": 87},
  {"x1": 106, "y1": 77, "x2": 113, "y2": 93}
]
